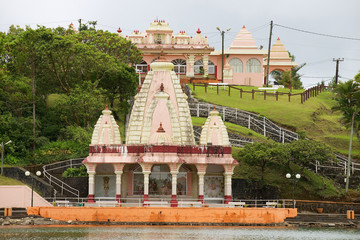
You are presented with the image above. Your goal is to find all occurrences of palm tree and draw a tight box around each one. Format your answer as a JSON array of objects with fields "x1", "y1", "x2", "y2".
[
  {"x1": 332, "y1": 80, "x2": 360, "y2": 193},
  {"x1": 270, "y1": 63, "x2": 306, "y2": 91}
]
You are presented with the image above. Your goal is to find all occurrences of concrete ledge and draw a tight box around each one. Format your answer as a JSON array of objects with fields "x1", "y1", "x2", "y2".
[{"x1": 27, "y1": 207, "x2": 297, "y2": 224}]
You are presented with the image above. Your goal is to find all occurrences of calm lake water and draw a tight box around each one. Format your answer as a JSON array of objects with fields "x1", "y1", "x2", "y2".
[{"x1": 1, "y1": 226, "x2": 360, "y2": 240}]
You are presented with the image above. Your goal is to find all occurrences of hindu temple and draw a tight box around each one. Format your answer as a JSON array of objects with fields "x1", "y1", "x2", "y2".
[
  {"x1": 117, "y1": 20, "x2": 297, "y2": 86},
  {"x1": 82, "y1": 54, "x2": 238, "y2": 206}
]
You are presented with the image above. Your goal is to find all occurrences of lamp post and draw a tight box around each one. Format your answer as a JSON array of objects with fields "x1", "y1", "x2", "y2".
[
  {"x1": 1, "y1": 140, "x2": 12, "y2": 176},
  {"x1": 286, "y1": 173, "x2": 301, "y2": 208},
  {"x1": 216, "y1": 27, "x2": 231, "y2": 83},
  {"x1": 25, "y1": 170, "x2": 41, "y2": 207}
]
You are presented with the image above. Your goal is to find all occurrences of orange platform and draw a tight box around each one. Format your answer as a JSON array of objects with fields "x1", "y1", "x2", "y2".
[{"x1": 27, "y1": 207, "x2": 297, "y2": 224}]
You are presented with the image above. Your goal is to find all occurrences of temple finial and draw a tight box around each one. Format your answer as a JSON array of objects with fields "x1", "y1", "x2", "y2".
[{"x1": 157, "y1": 122, "x2": 165, "y2": 132}]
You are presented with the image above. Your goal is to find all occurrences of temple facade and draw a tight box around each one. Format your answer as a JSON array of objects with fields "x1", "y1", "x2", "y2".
[
  {"x1": 117, "y1": 20, "x2": 297, "y2": 87},
  {"x1": 83, "y1": 57, "x2": 238, "y2": 205}
]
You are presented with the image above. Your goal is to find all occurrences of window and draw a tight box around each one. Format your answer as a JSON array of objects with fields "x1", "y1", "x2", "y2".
[
  {"x1": 228, "y1": 58, "x2": 243, "y2": 73},
  {"x1": 171, "y1": 59, "x2": 187, "y2": 74},
  {"x1": 194, "y1": 59, "x2": 215, "y2": 74},
  {"x1": 246, "y1": 58, "x2": 261, "y2": 73},
  {"x1": 135, "y1": 60, "x2": 148, "y2": 73}
]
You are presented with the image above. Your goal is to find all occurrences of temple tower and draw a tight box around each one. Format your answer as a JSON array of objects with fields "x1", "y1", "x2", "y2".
[{"x1": 126, "y1": 57, "x2": 195, "y2": 145}]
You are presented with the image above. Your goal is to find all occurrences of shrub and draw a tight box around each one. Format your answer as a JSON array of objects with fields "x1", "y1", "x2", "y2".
[{"x1": 62, "y1": 165, "x2": 88, "y2": 178}]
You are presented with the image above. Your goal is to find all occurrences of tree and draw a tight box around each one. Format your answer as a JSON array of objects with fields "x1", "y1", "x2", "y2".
[
  {"x1": 271, "y1": 63, "x2": 305, "y2": 90},
  {"x1": 238, "y1": 142, "x2": 289, "y2": 181},
  {"x1": 332, "y1": 79, "x2": 360, "y2": 193},
  {"x1": 99, "y1": 63, "x2": 138, "y2": 119},
  {"x1": 4, "y1": 26, "x2": 47, "y2": 150},
  {"x1": 53, "y1": 81, "x2": 105, "y2": 128},
  {"x1": 288, "y1": 139, "x2": 335, "y2": 172}
]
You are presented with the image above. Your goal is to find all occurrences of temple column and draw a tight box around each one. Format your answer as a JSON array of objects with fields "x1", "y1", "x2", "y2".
[
  {"x1": 170, "y1": 171, "x2": 178, "y2": 207},
  {"x1": 198, "y1": 172, "x2": 205, "y2": 203},
  {"x1": 115, "y1": 171, "x2": 123, "y2": 203},
  {"x1": 87, "y1": 172, "x2": 96, "y2": 203},
  {"x1": 224, "y1": 172, "x2": 233, "y2": 204},
  {"x1": 143, "y1": 171, "x2": 150, "y2": 203},
  {"x1": 202, "y1": 54, "x2": 209, "y2": 77},
  {"x1": 186, "y1": 54, "x2": 195, "y2": 77}
]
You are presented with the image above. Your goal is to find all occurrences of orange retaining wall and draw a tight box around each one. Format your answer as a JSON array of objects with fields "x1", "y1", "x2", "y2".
[{"x1": 27, "y1": 207, "x2": 297, "y2": 224}]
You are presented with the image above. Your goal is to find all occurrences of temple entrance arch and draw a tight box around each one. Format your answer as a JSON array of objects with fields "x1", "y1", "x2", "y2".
[
  {"x1": 123, "y1": 164, "x2": 143, "y2": 197},
  {"x1": 94, "y1": 164, "x2": 115, "y2": 199},
  {"x1": 149, "y1": 164, "x2": 171, "y2": 195},
  {"x1": 269, "y1": 69, "x2": 285, "y2": 85},
  {"x1": 205, "y1": 164, "x2": 224, "y2": 201}
]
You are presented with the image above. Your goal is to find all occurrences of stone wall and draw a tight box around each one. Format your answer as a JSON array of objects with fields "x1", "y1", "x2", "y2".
[
  {"x1": 3, "y1": 167, "x2": 53, "y2": 198},
  {"x1": 232, "y1": 179, "x2": 280, "y2": 200}
]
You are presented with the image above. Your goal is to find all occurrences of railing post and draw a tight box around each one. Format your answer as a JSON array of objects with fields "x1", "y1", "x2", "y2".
[
  {"x1": 252, "y1": 89, "x2": 255, "y2": 100},
  {"x1": 197, "y1": 103, "x2": 199, "y2": 117},
  {"x1": 301, "y1": 93, "x2": 303, "y2": 104},
  {"x1": 288, "y1": 93, "x2": 291, "y2": 102},
  {"x1": 61, "y1": 182, "x2": 64, "y2": 195},
  {"x1": 205, "y1": 83, "x2": 207, "y2": 93},
  {"x1": 282, "y1": 130, "x2": 285, "y2": 144},
  {"x1": 240, "y1": 88, "x2": 243, "y2": 98},
  {"x1": 193, "y1": 84, "x2": 195, "y2": 91},
  {"x1": 223, "y1": 107, "x2": 226, "y2": 121},
  {"x1": 263, "y1": 117, "x2": 266, "y2": 137},
  {"x1": 264, "y1": 90, "x2": 266, "y2": 100},
  {"x1": 217, "y1": 84, "x2": 219, "y2": 95},
  {"x1": 70, "y1": 159, "x2": 72, "y2": 168},
  {"x1": 276, "y1": 91, "x2": 278, "y2": 101},
  {"x1": 228, "y1": 85, "x2": 230, "y2": 96},
  {"x1": 248, "y1": 115, "x2": 251, "y2": 129},
  {"x1": 235, "y1": 108, "x2": 237, "y2": 120}
]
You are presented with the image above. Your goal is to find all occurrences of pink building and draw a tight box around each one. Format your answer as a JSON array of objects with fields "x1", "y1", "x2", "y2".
[
  {"x1": 120, "y1": 20, "x2": 296, "y2": 87},
  {"x1": 83, "y1": 57, "x2": 238, "y2": 205}
]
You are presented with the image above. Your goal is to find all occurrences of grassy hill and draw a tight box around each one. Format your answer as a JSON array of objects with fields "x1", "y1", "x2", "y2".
[{"x1": 190, "y1": 85, "x2": 360, "y2": 160}]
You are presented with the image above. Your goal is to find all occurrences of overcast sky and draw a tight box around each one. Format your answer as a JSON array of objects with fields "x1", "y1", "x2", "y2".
[{"x1": 1, "y1": 0, "x2": 359, "y2": 88}]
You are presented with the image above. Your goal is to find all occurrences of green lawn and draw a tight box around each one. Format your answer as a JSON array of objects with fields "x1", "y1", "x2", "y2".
[
  {"x1": 0, "y1": 175, "x2": 24, "y2": 185},
  {"x1": 190, "y1": 85, "x2": 360, "y2": 159}
]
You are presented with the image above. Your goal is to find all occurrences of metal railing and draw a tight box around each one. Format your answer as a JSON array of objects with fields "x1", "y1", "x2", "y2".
[
  {"x1": 189, "y1": 102, "x2": 298, "y2": 144},
  {"x1": 44, "y1": 196, "x2": 294, "y2": 208},
  {"x1": 42, "y1": 158, "x2": 84, "y2": 199},
  {"x1": 189, "y1": 101, "x2": 360, "y2": 176}
]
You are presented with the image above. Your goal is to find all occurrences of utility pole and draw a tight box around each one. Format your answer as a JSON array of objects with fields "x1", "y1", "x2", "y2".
[
  {"x1": 78, "y1": 19, "x2": 82, "y2": 31},
  {"x1": 217, "y1": 27, "x2": 231, "y2": 83},
  {"x1": 333, "y1": 58, "x2": 344, "y2": 84},
  {"x1": 265, "y1": 20, "x2": 273, "y2": 87}
]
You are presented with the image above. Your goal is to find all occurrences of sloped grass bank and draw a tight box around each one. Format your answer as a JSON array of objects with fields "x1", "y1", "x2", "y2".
[{"x1": 190, "y1": 85, "x2": 360, "y2": 159}]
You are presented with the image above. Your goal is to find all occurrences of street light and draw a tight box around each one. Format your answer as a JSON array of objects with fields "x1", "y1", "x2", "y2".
[
  {"x1": 25, "y1": 170, "x2": 41, "y2": 207},
  {"x1": 1, "y1": 140, "x2": 12, "y2": 176},
  {"x1": 286, "y1": 173, "x2": 301, "y2": 208},
  {"x1": 216, "y1": 27, "x2": 231, "y2": 83}
]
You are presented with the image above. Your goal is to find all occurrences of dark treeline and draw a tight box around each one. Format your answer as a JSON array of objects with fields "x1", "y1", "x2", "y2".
[{"x1": 0, "y1": 24, "x2": 142, "y2": 165}]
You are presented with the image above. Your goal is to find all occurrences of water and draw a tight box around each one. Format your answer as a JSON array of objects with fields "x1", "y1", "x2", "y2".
[{"x1": 1, "y1": 226, "x2": 360, "y2": 240}]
